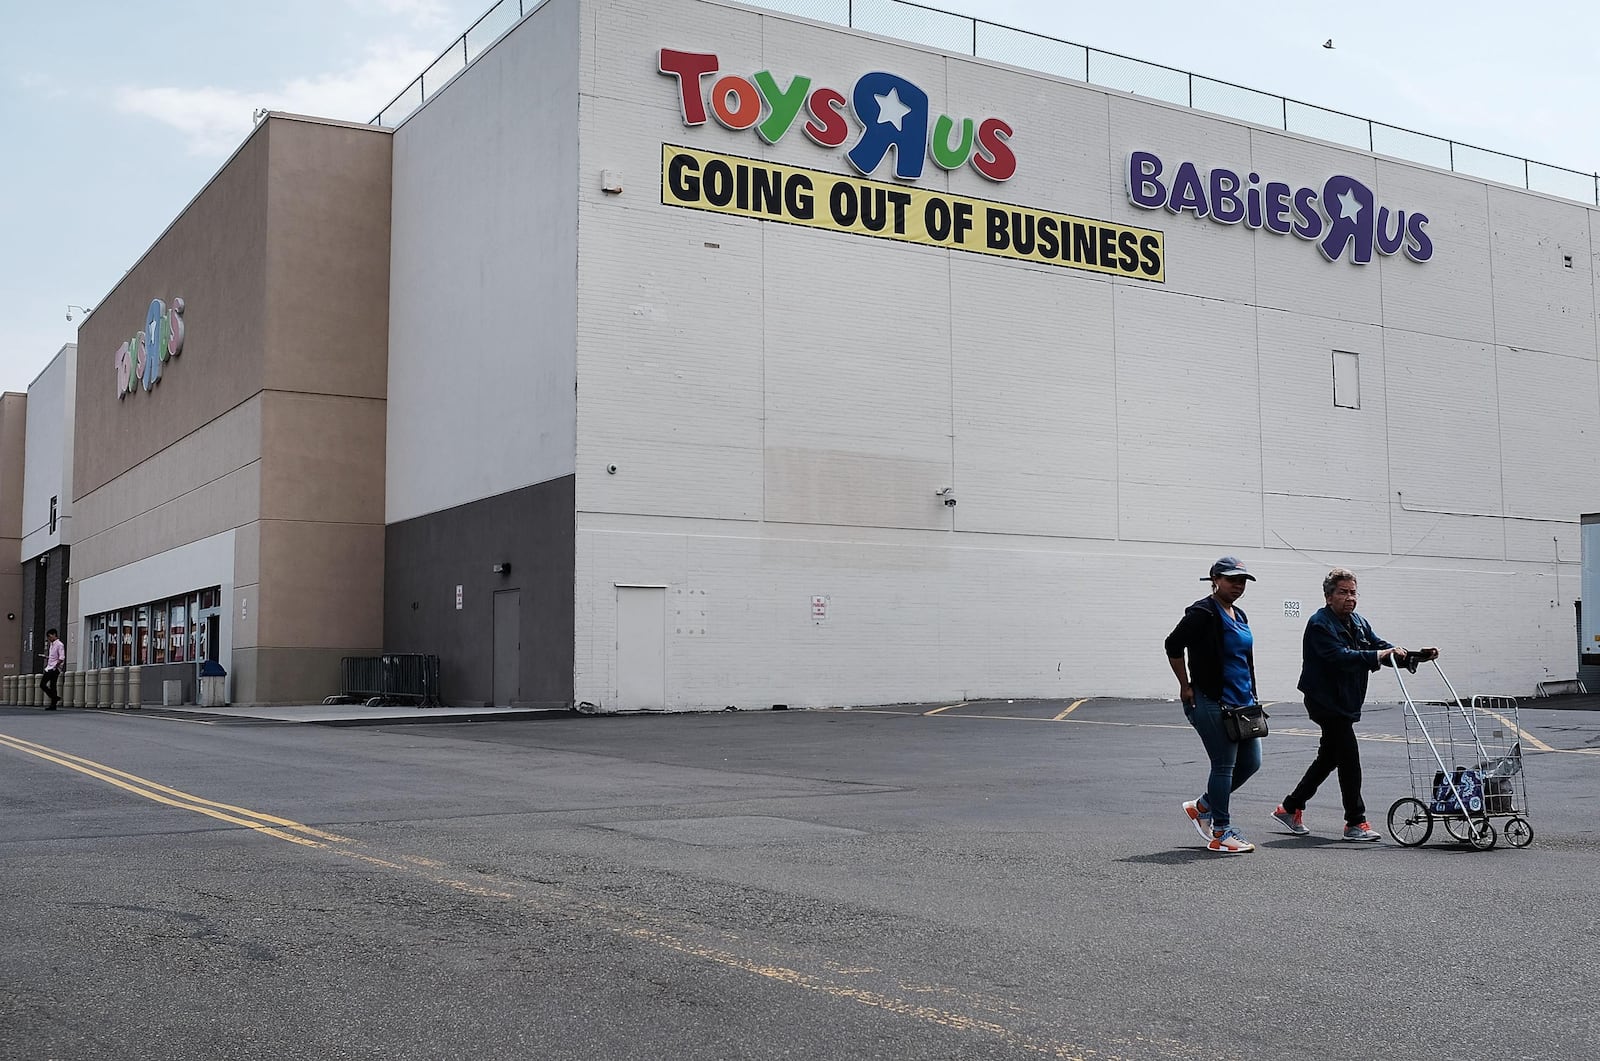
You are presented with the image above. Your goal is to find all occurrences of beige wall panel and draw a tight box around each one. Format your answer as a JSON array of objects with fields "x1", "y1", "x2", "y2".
[
  {"x1": 251, "y1": 647, "x2": 351, "y2": 705},
  {"x1": 74, "y1": 464, "x2": 262, "y2": 580},
  {"x1": 256, "y1": 520, "x2": 383, "y2": 650},
  {"x1": 260, "y1": 392, "x2": 385, "y2": 524},
  {"x1": 74, "y1": 131, "x2": 269, "y2": 499},
  {"x1": 233, "y1": 521, "x2": 261, "y2": 598},
  {"x1": 234, "y1": 577, "x2": 260, "y2": 651},
  {"x1": 0, "y1": 393, "x2": 22, "y2": 674},
  {"x1": 0, "y1": 392, "x2": 24, "y2": 537},
  {"x1": 230, "y1": 645, "x2": 258, "y2": 705},
  {"x1": 263, "y1": 119, "x2": 392, "y2": 399},
  {"x1": 71, "y1": 398, "x2": 262, "y2": 579}
]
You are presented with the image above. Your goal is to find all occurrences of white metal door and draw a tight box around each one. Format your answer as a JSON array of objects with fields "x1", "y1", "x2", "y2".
[{"x1": 616, "y1": 586, "x2": 665, "y2": 710}]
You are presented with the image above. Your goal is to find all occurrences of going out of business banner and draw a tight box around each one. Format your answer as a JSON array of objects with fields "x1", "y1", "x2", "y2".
[{"x1": 661, "y1": 145, "x2": 1165, "y2": 282}]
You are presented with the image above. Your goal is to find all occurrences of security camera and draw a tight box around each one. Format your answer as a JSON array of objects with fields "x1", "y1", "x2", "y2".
[
  {"x1": 606, "y1": 463, "x2": 618, "y2": 475},
  {"x1": 943, "y1": 496, "x2": 957, "y2": 507}
]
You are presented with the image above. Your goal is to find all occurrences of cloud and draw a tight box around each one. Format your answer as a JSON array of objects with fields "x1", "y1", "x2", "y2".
[
  {"x1": 113, "y1": 42, "x2": 437, "y2": 156},
  {"x1": 347, "y1": 0, "x2": 458, "y2": 30}
]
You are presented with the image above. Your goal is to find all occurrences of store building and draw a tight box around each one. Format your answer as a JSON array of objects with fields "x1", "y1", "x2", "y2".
[
  {"x1": 0, "y1": 390, "x2": 24, "y2": 679},
  {"x1": 67, "y1": 117, "x2": 392, "y2": 705},
  {"x1": 56, "y1": 0, "x2": 1600, "y2": 707},
  {"x1": 20, "y1": 345, "x2": 76, "y2": 675}
]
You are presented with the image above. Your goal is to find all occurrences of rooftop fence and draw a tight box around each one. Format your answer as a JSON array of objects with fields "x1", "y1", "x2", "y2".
[{"x1": 370, "y1": 0, "x2": 1600, "y2": 207}]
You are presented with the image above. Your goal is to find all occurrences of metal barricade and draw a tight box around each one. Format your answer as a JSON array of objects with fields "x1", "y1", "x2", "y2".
[{"x1": 328, "y1": 654, "x2": 441, "y2": 707}]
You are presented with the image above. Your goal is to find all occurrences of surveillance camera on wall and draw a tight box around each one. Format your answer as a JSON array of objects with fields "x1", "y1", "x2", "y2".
[{"x1": 944, "y1": 497, "x2": 957, "y2": 507}]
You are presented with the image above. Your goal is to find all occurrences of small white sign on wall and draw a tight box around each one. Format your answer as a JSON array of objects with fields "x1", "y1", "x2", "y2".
[
  {"x1": 1283, "y1": 600, "x2": 1302, "y2": 619},
  {"x1": 811, "y1": 595, "x2": 829, "y2": 624},
  {"x1": 456, "y1": 585, "x2": 463, "y2": 610}
]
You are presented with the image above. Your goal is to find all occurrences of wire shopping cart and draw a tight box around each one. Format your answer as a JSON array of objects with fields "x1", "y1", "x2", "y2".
[{"x1": 1385, "y1": 658, "x2": 1532, "y2": 851}]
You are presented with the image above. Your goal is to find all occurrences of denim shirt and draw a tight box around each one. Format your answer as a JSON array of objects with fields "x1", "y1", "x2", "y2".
[{"x1": 1297, "y1": 606, "x2": 1392, "y2": 720}]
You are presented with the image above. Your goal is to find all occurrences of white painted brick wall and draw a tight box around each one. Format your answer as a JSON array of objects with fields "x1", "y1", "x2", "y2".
[
  {"x1": 387, "y1": 0, "x2": 580, "y2": 524},
  {"x1": 558, "y1": 0, "x2": 1600, "y2": 706}
]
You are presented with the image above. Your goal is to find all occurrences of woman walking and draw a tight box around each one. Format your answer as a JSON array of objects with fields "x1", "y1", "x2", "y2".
[{"x1": 1164, "y1": 556, "x2": 1262, "y2": 854}]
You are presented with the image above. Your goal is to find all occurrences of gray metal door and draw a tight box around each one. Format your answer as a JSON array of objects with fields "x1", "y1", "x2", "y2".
[
  {"x1": 616, "y1": 586, "x2": 665, "y2": 710},
  {"x1": 492, "y1": 589, "x2": 520, "y2": 707}
]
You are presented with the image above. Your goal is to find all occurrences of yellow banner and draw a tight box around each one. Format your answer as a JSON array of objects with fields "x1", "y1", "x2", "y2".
[{"x1": 660, "y1": 144, "x2": 1164, "y2": 282}]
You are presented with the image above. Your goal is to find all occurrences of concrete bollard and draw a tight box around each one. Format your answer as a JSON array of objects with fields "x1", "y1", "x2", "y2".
[
  {"x1": 127, "y1": 666, "x2": 142, "y2": 710},
  {"x1": 97, "y1": 668, "x2": 112, "y2": 709},
  {"x1": 111, "y1": 667, "x2": 127, "y2": 710},
  {"x1": 25, "y1": 673, "x2": 35, "y2": 707},
  {"x1": 85, "y1": 669, "x2": 98, "y2": 709},
  {"x1": 70, "y1": 671, "x2": 83, "y2": 708},
  {"x1": 2, "y1": 674, "x2": 11, "y2": 704}
]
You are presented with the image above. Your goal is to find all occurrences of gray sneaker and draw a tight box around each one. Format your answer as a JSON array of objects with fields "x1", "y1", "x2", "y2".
[
  {"x1": 1342, "y1": 821, "x2": 1382, "y2": 842},
  {"x1": 1272, "y1": 805, "x2": 1310, "y2": 836}
]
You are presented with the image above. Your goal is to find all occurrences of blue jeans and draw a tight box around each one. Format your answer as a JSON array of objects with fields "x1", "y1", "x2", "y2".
[{"x1": 1185, "y1": 690, "x2": 1262, "y2": 830}]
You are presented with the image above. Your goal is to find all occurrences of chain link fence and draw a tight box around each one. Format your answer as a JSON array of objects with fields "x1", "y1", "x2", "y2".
[{"x1": 371, "y1": 0, "x2": 1599, "y2": 206}]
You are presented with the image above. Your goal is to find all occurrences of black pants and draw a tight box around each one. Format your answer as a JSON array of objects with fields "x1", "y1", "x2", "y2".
[
  {"x1": 1283, "y1": 704, "x2": 1365, "y2": 826},
  {"x1": 39, "y1": 668, "x2": 61, "y2": 707}
]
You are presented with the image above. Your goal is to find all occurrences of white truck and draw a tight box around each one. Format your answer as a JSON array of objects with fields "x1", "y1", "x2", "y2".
[{"x1": 1583, "y1": 514, "x2": 1600, "y2": 665}]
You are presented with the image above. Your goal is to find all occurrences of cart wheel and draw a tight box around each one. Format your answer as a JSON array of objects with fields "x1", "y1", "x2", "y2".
[
  {"x1": 1503, "y1": 817, "x2": 1533, "y2": 848},
  {"x1": 1465, "y1": 818, "x2": 1497, "y2": 851},
  {"x1": 1386, "y1": 798, "x2": 1432, "y2": 847},
  {"x1": 1443, "y1": 816, "x2": 1472, "y2": 843}
]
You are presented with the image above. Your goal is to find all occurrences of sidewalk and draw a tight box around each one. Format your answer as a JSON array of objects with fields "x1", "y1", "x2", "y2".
[{"x1": 35, "y1": 702, "x2": 579, "y2": 726}]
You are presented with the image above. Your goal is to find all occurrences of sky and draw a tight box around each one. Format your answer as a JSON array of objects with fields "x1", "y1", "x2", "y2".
[{"x1": 4, "y1": 0, "x2": 1598, "y2": 393}]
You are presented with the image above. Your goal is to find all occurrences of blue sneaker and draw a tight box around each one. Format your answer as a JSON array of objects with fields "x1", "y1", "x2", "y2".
[{"x1": 1182, "y1": 799, "x2": 1211, "y2": 840}]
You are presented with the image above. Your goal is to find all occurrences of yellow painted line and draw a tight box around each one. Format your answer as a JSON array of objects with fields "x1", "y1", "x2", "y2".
[
  {"x1": 1475, "y1": 705, "x2": 1556, "y2": 753},
  {"x1": 0, "y1": 730, "x2": 1222, "y2": 1061},
  {"x1": 0, "y1": 733, "x2": 349, "y2": 844},
  {"x1": 922, "y1": 702, "x2": 966, "y2": 716},
  {"x1": 622, "y1": 924, "x2": 1114, "y2": 1060},
  {"x1": 1051, "y1": 699, "x2": 1088, "y2": 721}
]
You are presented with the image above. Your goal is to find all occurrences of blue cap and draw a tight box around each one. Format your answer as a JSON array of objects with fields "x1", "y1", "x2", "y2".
[{"x1": 1204, "y1": 556, "x2": 1255, "y2": 581}]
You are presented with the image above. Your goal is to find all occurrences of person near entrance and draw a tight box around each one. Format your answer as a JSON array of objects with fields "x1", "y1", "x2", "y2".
[
  {"x1": 1272, "y1": 567, "x2": 1436, "y2": 842},
  {"x1": 40, "y1": 629, "x2": 65, "y2": 710}
]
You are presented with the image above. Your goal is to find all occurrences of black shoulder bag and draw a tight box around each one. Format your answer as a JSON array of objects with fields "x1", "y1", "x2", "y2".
[{"x1": 1220, "y1": 703, "x2": 1269, "y2": 741}]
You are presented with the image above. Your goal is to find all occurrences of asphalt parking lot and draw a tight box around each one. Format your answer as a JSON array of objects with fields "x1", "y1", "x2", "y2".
[{"x1": 3, "y1": 692, "x2": 1597, "y2": 1060}]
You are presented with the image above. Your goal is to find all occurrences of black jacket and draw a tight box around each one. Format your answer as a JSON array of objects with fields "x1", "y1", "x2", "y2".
[
  {"x1": 1164, "y1": 595, "x2": 1255, "y2": 703},
  {"x1": 1298, "y1": 606, "x2": 1392, "y2": 720}
]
